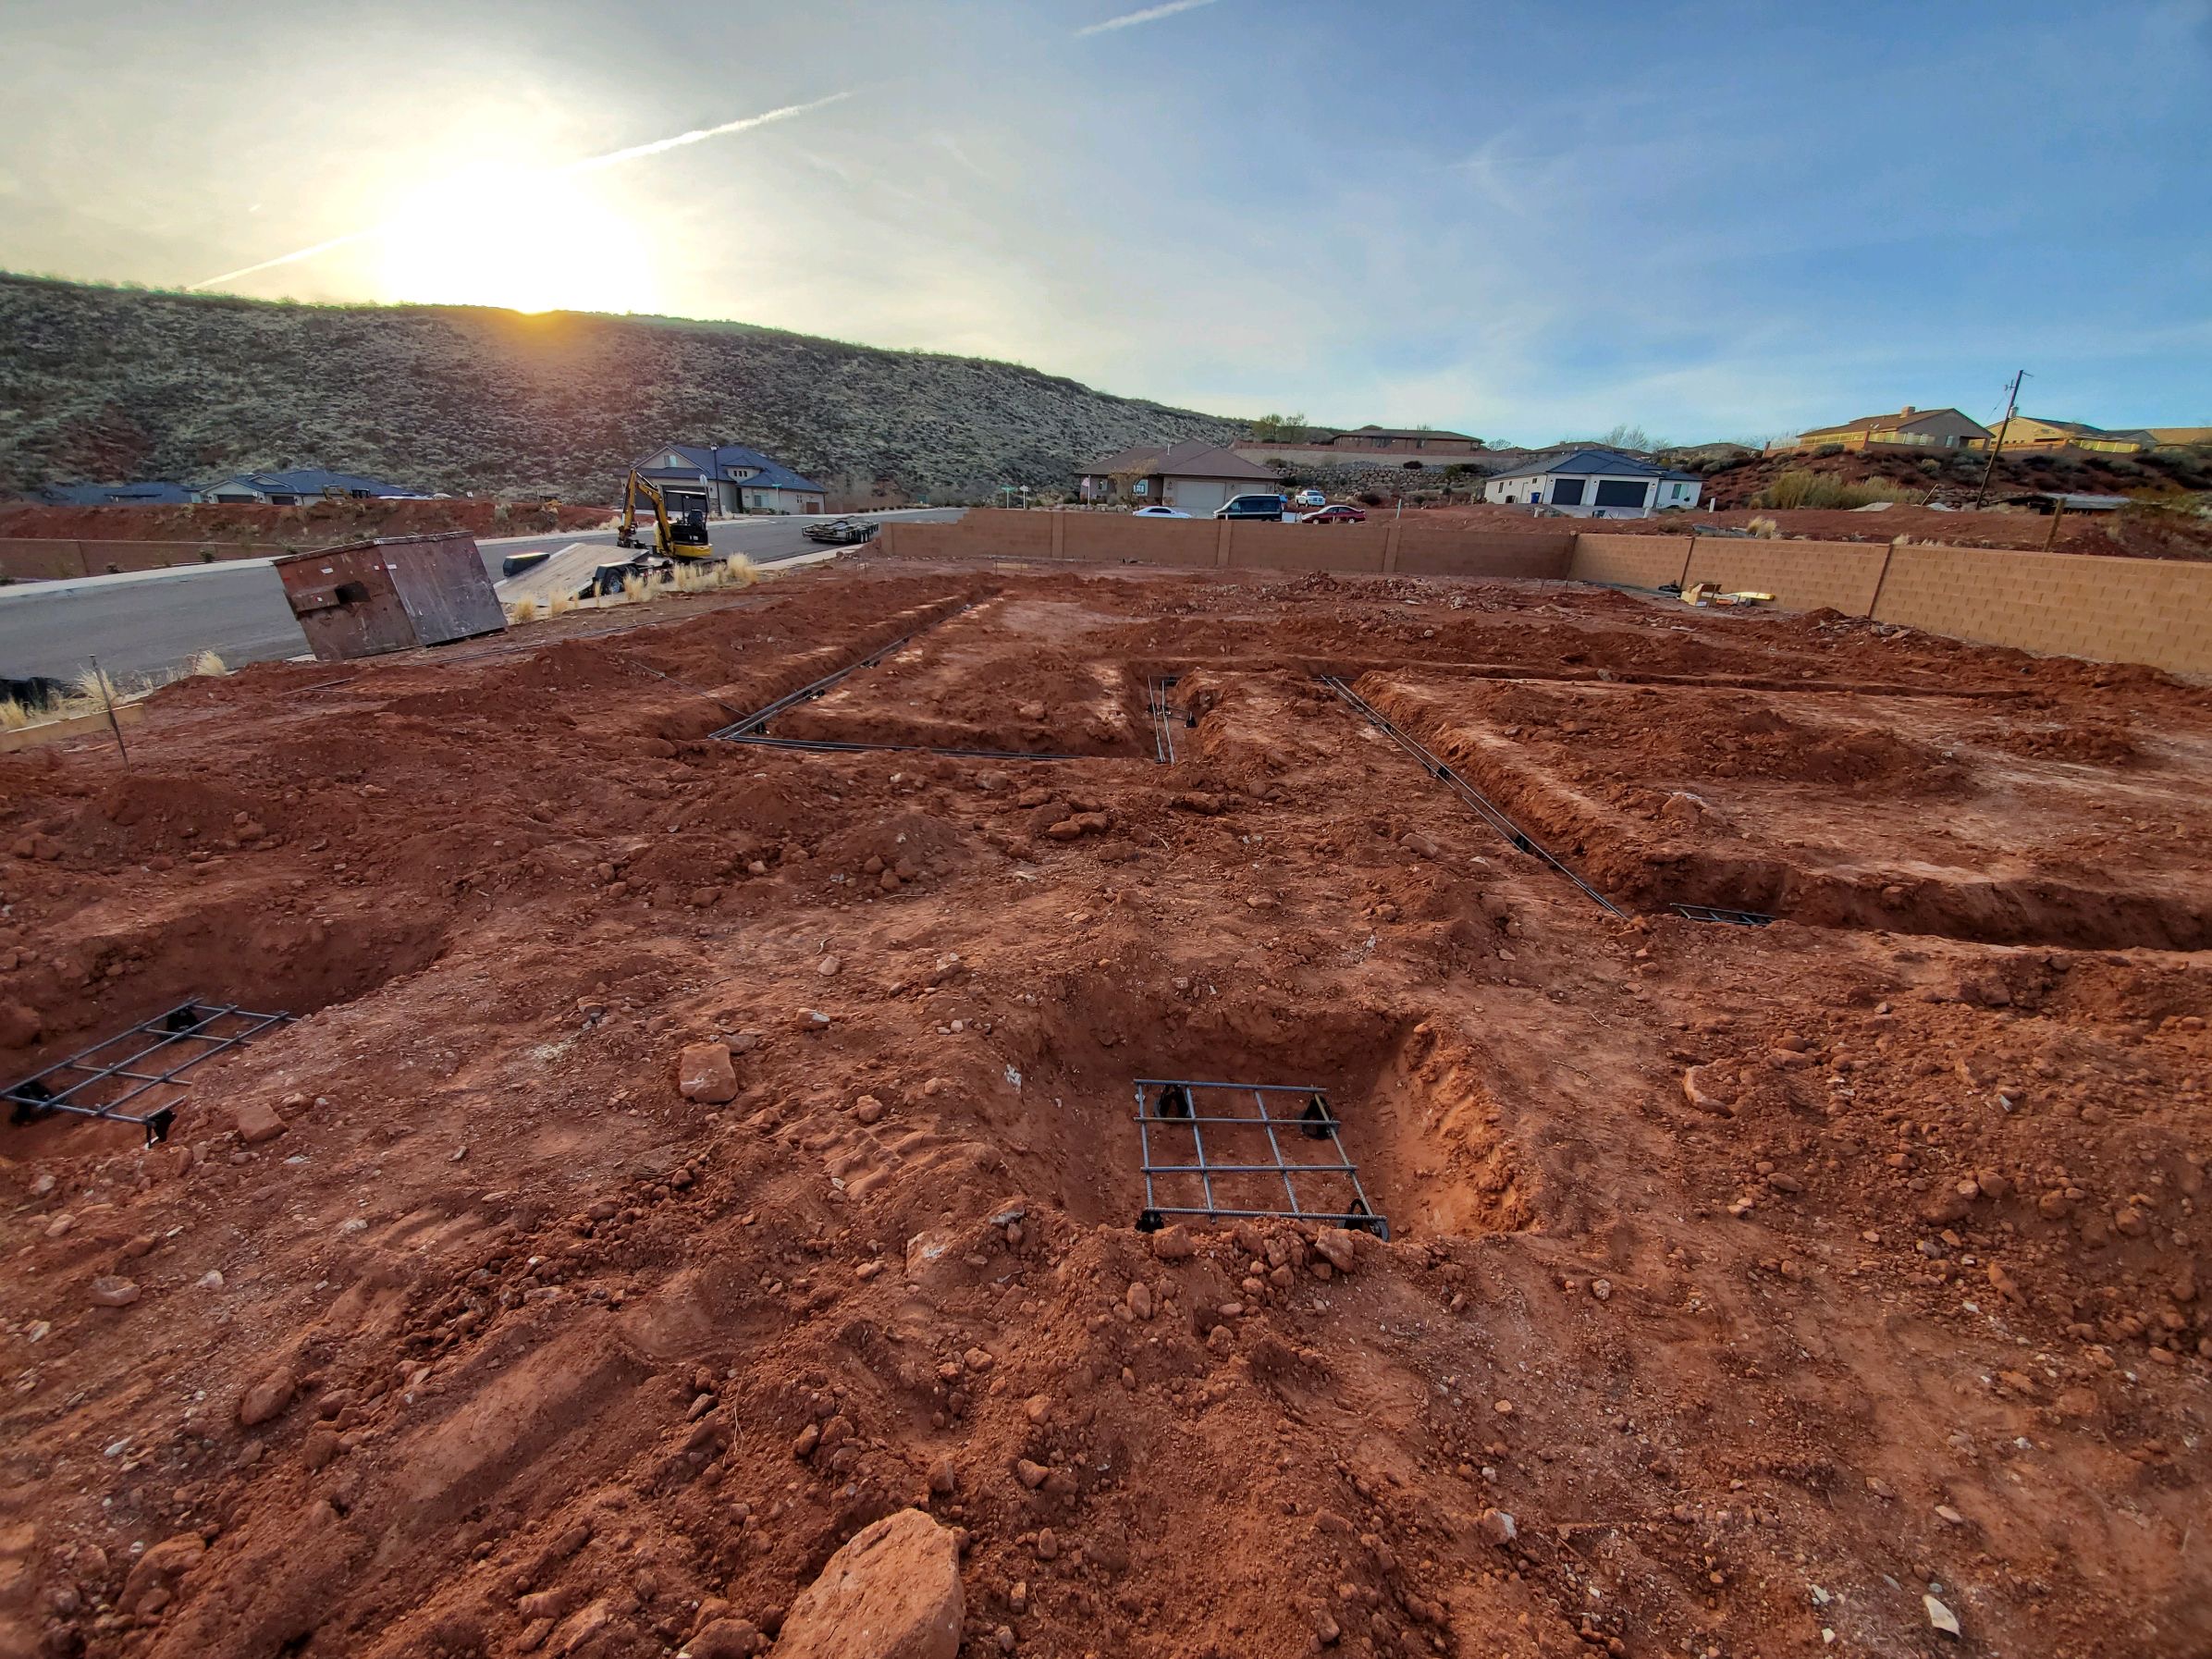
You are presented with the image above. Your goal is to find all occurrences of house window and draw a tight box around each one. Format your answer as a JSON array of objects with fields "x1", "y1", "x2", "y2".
[{"x1": 1551, "y1": 477, "x2": 1587, "y2": 507}]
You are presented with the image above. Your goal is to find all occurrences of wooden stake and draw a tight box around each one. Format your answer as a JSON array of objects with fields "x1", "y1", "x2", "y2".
[{"x1": 88, "y1": 655, "x2": 130, "y2": 771}]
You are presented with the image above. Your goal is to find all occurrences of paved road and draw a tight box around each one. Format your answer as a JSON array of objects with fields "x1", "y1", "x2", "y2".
[{"x1": 0, "y1": 510, "x2": 962, "y2": 685}]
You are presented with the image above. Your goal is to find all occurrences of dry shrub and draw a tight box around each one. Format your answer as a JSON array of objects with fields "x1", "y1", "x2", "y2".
[
  {"x1": 620, "y1": 575, "x2": 646, "y2": 604},
  {"x1": 0, "y1": 698, "x2": 29, "y2": 731},
  {"x1": 74, "y1": 666, "x2": 119, "y2": 706},
  {"x1": 1747, "y1": 516, "x2": 1780, "y2": 539},
  {"x1": 1754, "y1": 469, "x2": 1917, "y2": 510},
  {"x1": 548, "y1": 592, "x2": 575, "y2": 617},
  {"x1": 506, "y1": 596, "x2": 541, "y2": 623},
  {"x1": 189, "y1": 650, "x2": 227, "y2": 677}
]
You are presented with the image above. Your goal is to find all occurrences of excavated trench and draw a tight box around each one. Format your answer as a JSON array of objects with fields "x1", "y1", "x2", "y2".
[{"x1": 977, "y1": 989, "x2": 1537, "y2": 1245}]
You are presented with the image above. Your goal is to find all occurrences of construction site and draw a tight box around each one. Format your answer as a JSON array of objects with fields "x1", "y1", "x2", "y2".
[{"x1": 2, "y1": 550, "x2": 2208, "y2": 1659}]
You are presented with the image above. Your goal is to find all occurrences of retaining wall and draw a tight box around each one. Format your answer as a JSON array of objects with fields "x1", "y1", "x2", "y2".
[
  {"x1": 1871, "y1": 544, "x2": 2212, "y2": 674},
  {"x1": 0, "y1": 538, "x2": 278, "y2": 581},
  {"x1": 1567, "y1": 534, "x2": 1694, "y2": 591},
  {"x1": 876, "y1": 512, "x2": 2212, "y2": 676},
  {"x1": 879, "y1": 510, "x2": 1574, "y2": 580},
  {"x1": 1681, "y1": 538, "x2": 1894, "y2": 616}
]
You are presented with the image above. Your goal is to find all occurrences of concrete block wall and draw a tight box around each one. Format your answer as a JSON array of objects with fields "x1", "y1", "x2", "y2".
[
  {"x1": 1569, "y1": 534, "x2": 1694, "y2": 591},
  {"x1": 1682, "y1": 538, "x2": 1891, "y2": 615},
  {"x1": 1392, "y1": 527, "x2": 1574, "y2": 578},
  {"x1": 877, "y1": 513, "x2": 2210, "y2": 676},
  {"x1": 1873, "y1": 545, "x2": 2212, "y2": 676},
  {"x1": 880, "y1": 512, "x2": 1572, "y2": 580}
]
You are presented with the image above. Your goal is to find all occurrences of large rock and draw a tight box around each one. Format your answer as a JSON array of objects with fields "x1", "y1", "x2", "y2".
[
  {"x1": 772, "y1": 1508, "x2": 962, "y2": 1659},
  {"x1": 233, "y1": 1099, "x2": 287, "y2": 1145},
  {"x1": 119, "y1": 1531, "x2": 205, "y2": 1613},
  {"x1": 678, "y1": 1042, "x2": 740, "y2": 1104}
]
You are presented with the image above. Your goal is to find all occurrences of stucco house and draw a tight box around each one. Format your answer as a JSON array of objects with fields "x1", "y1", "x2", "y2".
[
  {"x1": 1991, "y1": 416, "x2": 2157, "y2": 454},
  {"x1": 1080, "y1": 440, "x2": 1279, "y2": 516},
  {"x1": 631, "y1": 443, "x2": 827, "y2": 515},
  {"x1": 1481, "y1": 449, "x2": 1702, "y2": 519},
  {"x1": 1775, "y1": 407, "x2": 1992, "y2": 453}
]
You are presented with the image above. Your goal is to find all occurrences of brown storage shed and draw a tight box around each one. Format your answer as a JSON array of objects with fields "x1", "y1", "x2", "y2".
[{"x1": 274, "y1": 534, "x2": 506, "y2": 661}]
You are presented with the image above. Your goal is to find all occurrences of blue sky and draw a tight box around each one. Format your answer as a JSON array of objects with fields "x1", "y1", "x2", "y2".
[{"x1": 2, "y1": 0, "x2": 2207, "y2": 442}]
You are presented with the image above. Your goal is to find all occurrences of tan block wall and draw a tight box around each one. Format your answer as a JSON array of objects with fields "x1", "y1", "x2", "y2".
[
  {"x1": 880, "y1": 513, "x2": 1052, "y2": 560},
  {"x1": 1391, "y1": 527, "x2": 1575, "y2": 578},
  {"x1": 1873, "y1": 545, "x2": 2212, "y2": 676},
  {"x1": 881, "y1": 513, "x2": 1572, "y2": 580},
  {"x1": 1064, "y1": 514, "x2": 1221, "y2": 567},
  {"x1": 1682, "y1": 538, "x2": 1891, "y2": 615},
  {"x1": 1226, "y1": 522, "x2": 1388, "y2": 572},
  {"x1": 1569, "y1": 534, "x2": 1694, "y2": 590}
]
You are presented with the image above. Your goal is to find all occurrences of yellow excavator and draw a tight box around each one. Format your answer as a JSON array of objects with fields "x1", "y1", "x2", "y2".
[{"x1": 615, "y1": 472, "x2": 716, "y2": 560}]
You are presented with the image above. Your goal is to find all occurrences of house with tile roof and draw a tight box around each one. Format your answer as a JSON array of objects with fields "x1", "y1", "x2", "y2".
[
  {"x1": 1078, "y1": 439, "x2": 1278, "y2": 516},
  {"x1": 631, "y1": 443, "x2": 827, "y2": 515},
  {"x1": 1481, "y1": 449, "x2": 1702, "y2": 519}
]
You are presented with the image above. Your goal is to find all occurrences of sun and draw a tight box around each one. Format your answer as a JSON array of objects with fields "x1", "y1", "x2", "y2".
[{"x1": 377, "y1": 163, "x2": 658, "y2": 314}]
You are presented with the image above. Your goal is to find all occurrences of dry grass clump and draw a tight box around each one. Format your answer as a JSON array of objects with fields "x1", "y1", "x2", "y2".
[
  {"x1": 74, "y1": 666, "x2": 120, "y2": 707},
  {"x1": 548, "y1": 592, "x2": 576, "y2": 617},
  {"x1": 620, "y1": 574, "x2": 646, "y2": 604},
  {"x1": 188, "y1": 650, "x2": 227, "y2": 677},
  {"x1": 1747, "y1": 516, "x2": 1780, "y2": 539},
  {"x1": 1753, "y1": 469, "x2": 1919, "y2": 510},
  {"x1": 505, "y1": 596, "x2": 541, "y2": 624},
  {"x1": 0, "y1": 698, "x2": 30, "y2": 731}
]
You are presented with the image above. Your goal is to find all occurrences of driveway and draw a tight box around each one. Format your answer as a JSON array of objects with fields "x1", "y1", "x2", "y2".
[{"x1": 0, "y1": 510, "x2": 961, "y2": 685}]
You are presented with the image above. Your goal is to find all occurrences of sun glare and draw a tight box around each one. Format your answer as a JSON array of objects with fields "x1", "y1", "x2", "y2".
[{"x1": 377, "y1": 163, "x2": 657, "y2": 315}]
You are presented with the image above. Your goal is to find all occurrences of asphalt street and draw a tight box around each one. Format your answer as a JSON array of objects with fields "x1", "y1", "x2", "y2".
[{"x1": 0, "y1": 510, "x2": 961, "y2": 685}]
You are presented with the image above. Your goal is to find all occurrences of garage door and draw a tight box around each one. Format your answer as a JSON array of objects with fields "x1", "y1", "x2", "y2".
[{"x1": 1166, "y1": 479, "x2": 1233, "y2": 515}]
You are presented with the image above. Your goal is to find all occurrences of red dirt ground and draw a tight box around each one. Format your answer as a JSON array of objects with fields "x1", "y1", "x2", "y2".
[
  {"x1": 1, "y1": 560, "x2": 2206, "y2": 1659},
  {"x1": 0, "y1": 499, "x2": 612, "y2": 550}
]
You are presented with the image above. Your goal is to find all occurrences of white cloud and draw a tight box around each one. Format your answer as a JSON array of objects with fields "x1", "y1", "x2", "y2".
[{"x1": 1075, "y1": 0, "x2": 1220, "y2": 38}]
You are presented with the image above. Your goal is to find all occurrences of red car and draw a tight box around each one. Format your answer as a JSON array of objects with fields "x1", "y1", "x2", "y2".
[{"x1": 1298, "y1": 504, "x2": 1368, "y2": 524}]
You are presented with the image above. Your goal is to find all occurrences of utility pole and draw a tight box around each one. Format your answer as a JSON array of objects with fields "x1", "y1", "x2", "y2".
[{"x1": 1972, "y1": 368, "x2": 2027, "y2": 510}]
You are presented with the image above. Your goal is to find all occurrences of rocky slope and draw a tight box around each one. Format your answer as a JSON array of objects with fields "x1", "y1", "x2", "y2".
[{"x1": 0, "y1": 275, "x2": 1244, "y2": 504}]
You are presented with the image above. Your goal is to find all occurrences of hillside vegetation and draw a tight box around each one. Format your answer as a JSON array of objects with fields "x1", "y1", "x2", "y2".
[{"x1": 0, "y1": 275, "x2": 1243, "y2": 504}]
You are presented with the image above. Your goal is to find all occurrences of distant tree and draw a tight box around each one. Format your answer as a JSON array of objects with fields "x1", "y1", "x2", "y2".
[
  {"x1": 1600, "y1": 424, "x2": 1657, "y2": 453},
  {"x1": 1249, "y1": 412, "x2": 1309, "y2": 443}
]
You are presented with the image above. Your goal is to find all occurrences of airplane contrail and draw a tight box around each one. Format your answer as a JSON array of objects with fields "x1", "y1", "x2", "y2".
[
  {"x1": 1075, "y1": 0, "x2": 1220, "y2": 36},
  {"x1": 189, "y1": 89, "x2": 856, "y2": 290}
]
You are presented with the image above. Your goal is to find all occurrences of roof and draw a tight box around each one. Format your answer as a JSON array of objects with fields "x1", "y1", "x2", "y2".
[
  {"x1": 633, "y1": 441, "x2": 824, "y2": 494},
  {"x1": 32, "y1": 481, "x2": 196, "y2": 506},
  {"x1": 1331, "y1": 424, "x2": 1478, "y2": 443},
  {"x1": 2147, "y1": 427, "x2": 2212, "y2": 446},
  {"x1": 207, "y1": 468, "x2": 414, "y2": 497},
  {"x1": 1084, "y1": 439, "x2": 1275, "y2": 482},
  {"x1": 713, "y1": 443, "x2": 825, "y2": 494},
  {"x1": 1799, "y1": 407, "x2": 1993, "y2": 440},
  {"x1": 1483, "y1": 448, "x2": 1701, "y2": 485}
]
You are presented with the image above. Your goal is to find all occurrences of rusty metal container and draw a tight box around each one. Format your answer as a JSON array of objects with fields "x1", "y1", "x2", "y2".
[{"x1": 274, "y1": 533, "x2": 505, "y2": 661}]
